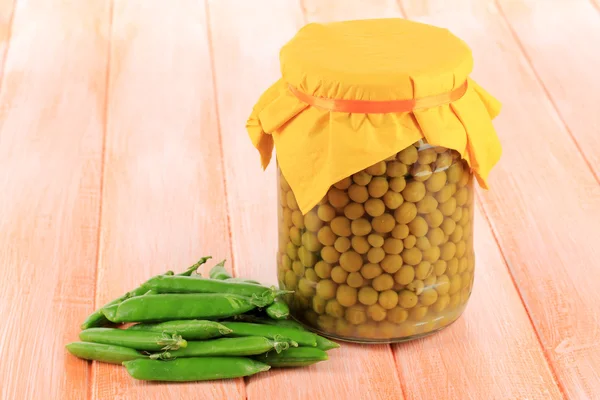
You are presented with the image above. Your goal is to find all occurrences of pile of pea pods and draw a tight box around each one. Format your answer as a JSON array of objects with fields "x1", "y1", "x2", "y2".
[{"x1": 66, "y1": 257, "x2": 339, "y2": 382}]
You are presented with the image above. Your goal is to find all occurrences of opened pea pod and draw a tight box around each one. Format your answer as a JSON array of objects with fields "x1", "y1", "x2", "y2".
[{"x1": 141, "y1": 275, "x2": 292, "y2": 307}]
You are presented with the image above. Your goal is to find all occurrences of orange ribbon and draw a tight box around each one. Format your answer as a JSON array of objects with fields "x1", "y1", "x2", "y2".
[{"x1": 288, "y1": 81, "x2": 468, "y2": 114}]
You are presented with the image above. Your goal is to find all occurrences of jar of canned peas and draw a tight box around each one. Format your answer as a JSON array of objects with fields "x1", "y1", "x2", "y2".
[{"x1": 247, "y1": 19, "x2": 502, "y2": 342}]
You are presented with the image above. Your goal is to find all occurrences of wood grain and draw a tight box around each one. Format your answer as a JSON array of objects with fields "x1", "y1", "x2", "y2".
[
  {"x1": 398, "y1": 5, "x2": 600, "y2": 398},
  {"x1": 207, "y1": 1, "x2": 405, "y2": 399},
  {"x1": 303, "y1": 1, "x2": 563, "y2": 399},
  {"x1": 496, "y1": 0, "x2": 600, "y2": 181},
  {"x1": 91, "y1": 1, "x2": 243, "y2": 399},
  {"x1": 0, "y1": 1, "x2": 109, "y2": 399}
]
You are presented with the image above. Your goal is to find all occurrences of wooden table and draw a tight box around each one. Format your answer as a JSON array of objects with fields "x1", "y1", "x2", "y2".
[{"x1": 1, "y1": 0, "x2": 599, "y2": 399}]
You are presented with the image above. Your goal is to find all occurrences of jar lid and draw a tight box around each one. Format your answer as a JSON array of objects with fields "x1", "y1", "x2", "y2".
[
  {"x1": 280, "y1": 18, "x2": 473, "y2": 101},
  {"x1": 247, "y1": 18, "x2": 502, "y2": 214}
]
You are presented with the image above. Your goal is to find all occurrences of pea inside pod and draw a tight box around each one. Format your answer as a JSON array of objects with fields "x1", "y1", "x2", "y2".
[
  {"x1": 79, "y1": 328, "x2": 186, "y2": 351},
  {"x1": 128, "y1": 320, "x2": 232, "y2": 340},
  {"x1": 102, "y1": 293, "x2": 257, "y2": 323},
  {"x1": 141, "y1": 276, "x2": 291, "y2": 307},
  {"x1": 123, "y1": 357, "x2": 270, "y2": 382},
  {"x1": 66, "y1": 342, "x2": 146, "y2": 364}
]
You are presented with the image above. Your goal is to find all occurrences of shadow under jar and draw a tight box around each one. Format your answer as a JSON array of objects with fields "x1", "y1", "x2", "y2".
[
  {"x1": 246, "y1": 19, "x2": 502, "y2": 343},
  {"x1": 277, "y1": 140, "x2": 474, "y2": 342}
]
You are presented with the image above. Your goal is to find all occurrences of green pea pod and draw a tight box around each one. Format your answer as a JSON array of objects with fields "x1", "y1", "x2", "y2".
[
  {"x1": 241, "y1": 318, "x2": 340, "y2": 351},
  {"x1": 225, "y1": 277, "x2": 262, "y2": 285},
  {"x1": 102, "y1": 293, "x2": 257, "y2": 323},
  {"x1": 221, "y1": 322, "x2": 317, "y2": 347},
  {"x1": 66, "y1": 342, "x2": 146, "y2": 364},
  {"x1": 128, "y1": 320, "x2": 232, "y2": 340},
  {"x1": 123, "y1": 357, "x2": 271, "y2": 382},
  {"x1": 265, "y1": 301, "x2": 290, "y2": 320},
  {"x1": 150, "y1": 336, "x2": 290, "y2": 360},
  {"x1": 80, "y1": 257, "x2": 210, "y2": 330},
  {"x1": 208, "y1": 260, "x2": 231, "y2": 280},
  {"x1": 141, "y1": 276, "x2": 292, "y2": 307},
  {"x1": 79, "y1": 271, "x2": 174, "y2": 330},
  {"x1": 255, "y1": 347, "x2": 328, "y2": 367},
  {"x1": 80, "y1": 328, "x2": 186, "y2": 351}
]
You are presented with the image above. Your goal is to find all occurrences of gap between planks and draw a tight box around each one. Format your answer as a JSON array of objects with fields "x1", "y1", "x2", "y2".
[
  {"x1": 88, "y1": 0, "x2": 113, "y2": 399},
  {"x1": 202, "y1": 0, "x2": 237, "y2": 279}
]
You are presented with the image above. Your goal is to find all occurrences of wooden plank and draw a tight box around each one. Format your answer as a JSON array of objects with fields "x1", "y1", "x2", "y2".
[
  {"x1": 303, "y1": 1, "x2": 562, "y2": 398},
  {"x1": 206, "y1": 1, "x2": 405, "y2": 399},
  {"x1": 394, "y1": 205, "x2": 562, "y2": 399},
  {"x1": 496, "y1": 0, "x2": 600, "y2": 181},
  {"x1": 0, "y1": 1, "x2": 109, "y2": 399},
  {"x1": 398, "y1": 5, "x2": 600, "y2": 398},
  {"x1": 91, "y1": 1, "x2": 244, "y2": 399},
  {"x1": 0, "y1": 0, "x2": 15, "y2": 74}
]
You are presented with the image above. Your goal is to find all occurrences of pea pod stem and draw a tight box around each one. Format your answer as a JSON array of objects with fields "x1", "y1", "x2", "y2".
[
  {"x1": 178, "y1": 256, "x2": 211, "y2": 277},
  {"x1": 123, "y1": 357, "x2": 271, "y2": 382},
  {"x1": 102, "y1": 293, "x2": 257, "y2": 323}
]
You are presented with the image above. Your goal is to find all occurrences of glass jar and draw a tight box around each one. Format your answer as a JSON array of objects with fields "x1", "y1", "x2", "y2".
[
  {"x1": 276, "y1": 140, "x2": 474, "y2": 342},
  {"x1": 247, "y1": 18, "x2": 502, "y2": 343}
]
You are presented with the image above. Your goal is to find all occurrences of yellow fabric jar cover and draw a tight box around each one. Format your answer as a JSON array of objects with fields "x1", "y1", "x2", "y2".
[{"x1": 247, "y1": 18, "x2": 502, "y2": 214}]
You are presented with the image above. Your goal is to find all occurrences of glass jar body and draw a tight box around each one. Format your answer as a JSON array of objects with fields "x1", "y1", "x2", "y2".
[{"x1": 276, "y1": 140, "x2": 475, "y2": 343}]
